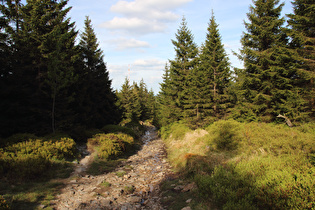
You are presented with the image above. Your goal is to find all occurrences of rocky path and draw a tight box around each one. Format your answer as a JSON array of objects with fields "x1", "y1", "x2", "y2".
[{"x1": 52, "y1": 127, "x2": 175, "y2": 210}]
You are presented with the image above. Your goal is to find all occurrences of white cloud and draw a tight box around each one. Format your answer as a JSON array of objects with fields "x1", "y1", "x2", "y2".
[
  {"x1": 108, "y1": 58, "x2": 165, "y2": 93},
  {"x1": 101, "y1": 0, "x2": 193, "y2": 35},
  {"x1": 132, "y1": 59, "x2": 165, "y2": 71},
  {"x1": 112, "y1": 0, "x2": 193, "y2": 12},
  {"x1": 101, "y1": 17, "x2": 165, "y2": 34},
  {"x1": 107, "y1": 37, "x2": 151, "y2": 50}
]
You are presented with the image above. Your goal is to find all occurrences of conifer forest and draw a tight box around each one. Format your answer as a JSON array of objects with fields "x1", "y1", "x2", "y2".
[{"x1": 0, "y1": 0, "x2": 314, "y2": 209}]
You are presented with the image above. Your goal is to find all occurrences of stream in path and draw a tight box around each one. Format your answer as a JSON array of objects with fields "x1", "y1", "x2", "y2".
[{"x1": 52, "y1": 127, "x2": 175, "y2": 210}]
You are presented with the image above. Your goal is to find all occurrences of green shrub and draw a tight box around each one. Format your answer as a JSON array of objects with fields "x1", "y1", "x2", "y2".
[
  {"x1": 43, "y1": 132, "x2": 71, "y2": 141},
  {"x1": 207, "y1": 120, "x2": 242, "y2": 151},
  {"x1": 235, "y1": 155, "x2": 315, "y2": 209},
  {"x1": 102, "y1": 124, "x2": 136, "y2": 138},
  {"x1": 195, "y1": 165, "x2": 256, "y2": 209},
  {"x1": 160, "y1": 121, "x2": 191, "y2": 140},
  {"x1": 0, "y1": 137, "x2": 77, "y2": 180},
  {"x1": 69, "y1": 126, "x2": 102, "y2": 142},
  {"x1": 88, "y1": 133, "x2": 134, "y2": 160},
  {"x1": 0, "y1": 195, "x2": 10, "y2": 209},
  {"x1": 124, "y1": 121, "x2": 145, "y2": 138},
  {"x1": 1, "y1": 133, "x2": 37, "y2": 147}
]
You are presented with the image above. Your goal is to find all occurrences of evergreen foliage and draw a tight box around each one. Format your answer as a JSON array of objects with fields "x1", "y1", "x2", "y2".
[
  {"x1": 287, "y1": 0, "x2": 315, "y2": 119},
  {"x1": 169, "y1": 17, "x2": 199, "y2": 119},
  {"x1": 236, "y1": 0, "x2": 306, "y2": 122},
  {"x1": 0, "y1": 0, "x2": 78, "y2": 136},
  {"x1": 157, "y1": 64, "x2": 179, "y2": 127},
  {"x1": 158, "y1": 17, "x2": 198, "y2": 126},
  {"x1": 74, "y1": 16, "x2": 120, "y2": 129},
  {"x1": 193, "y1": 12, "x2": 232, "y2": 121},
  {"x1": 116, "y1": 78, "x2": 155, "y2": 125},
  {"x1": 0, "y1": 1, "x2": 120, "y2": 138}
]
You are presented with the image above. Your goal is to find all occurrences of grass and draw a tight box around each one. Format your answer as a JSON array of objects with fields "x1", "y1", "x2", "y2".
[
  {"x1": 86, "y1": 158, "x2": 125, "y2": 176},
  {"x1": 123, "y1": 185, "x2": 135, "y2": 194},
  {"x1": 0, "y1": 178, "x2": 66, "y2": 210},
  {"x1": 162, "y1": 120, "x2": 315, "y2": 209},
  {"x1": 100, "y1": 181, "x2": 111, "y2": 188},
  {"x1": 116, "y1": 170, "x2": 126, "y2": 177},
  {"x1": 162, "y1": 128, "x2": 209, "y2": 170},
  {"x1": 159, "y1": 177, "x2": 211, "y2": 210}
]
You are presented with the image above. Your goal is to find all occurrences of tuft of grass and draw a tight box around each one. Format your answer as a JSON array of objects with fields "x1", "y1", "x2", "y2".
[
  {"x1": 100, "y1": 181, "x2": 111, "y2": 188},
  {"x1": 124, "y1": 185, "x2": 135, "y2": 194},
  {"x1": 116, "y1": 171, "x2": 126, "y2": 177},
  {"x1": 163, "y1": 128, "x2": 209, "y2": 170}
]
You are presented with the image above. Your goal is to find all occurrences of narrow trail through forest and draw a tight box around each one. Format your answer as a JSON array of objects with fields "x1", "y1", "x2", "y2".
[{"x1": 52, "y1": 127, "x2": 176, "y2": 210}]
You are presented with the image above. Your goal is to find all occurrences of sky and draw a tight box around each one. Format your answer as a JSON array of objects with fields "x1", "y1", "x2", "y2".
[{"x1": 66, "y1": 0, "x2": 294, "y2": 94}]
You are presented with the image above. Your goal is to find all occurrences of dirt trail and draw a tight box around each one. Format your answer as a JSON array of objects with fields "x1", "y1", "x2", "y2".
[{"x1": 52, "y1": 127, "x2": 175, "y2": 210}]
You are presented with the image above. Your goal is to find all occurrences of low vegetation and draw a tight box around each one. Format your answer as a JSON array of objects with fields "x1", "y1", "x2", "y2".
[
  {"x1": 0, "y1": 136, "x2": 77, "y2": 181},
  {"x1": 0, "y1": 135, "x2": 77, "y2": 209},
  {"x1": 87, "y1": 133, "x2": 134, "y2": 160},
  {"x1": 0, "y1": 123, "x2": 142, "y2": 209},
  {"x1": 161, "y1": 120, "x2": 315, "y2": 209}
]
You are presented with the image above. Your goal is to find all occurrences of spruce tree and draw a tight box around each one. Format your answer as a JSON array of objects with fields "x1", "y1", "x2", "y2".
[
  {"x1": 237, "y1": 0, "x2": 303, "y2": 122},
  {"x1": 192, "y1": 12, "x2": 231, "y2": 120},
  {"x1": 157, "y1": 64, "x2": 179, "y2": 127},
  {"x1": 75, "y1": 16, "x2": 119, "y2": 129},
  {"x1": 0, "y1": 0, "x2": 16, "y2": 136},
  {"x1": 168, "y1": 16, "x2": 198, "y2": 120},
  {"x1": 116, "y1": 78, "x2": 141, "y2": 124},
  {"x1": 287, "y1": 0, "x2": 315, "y2": 119},
  {"x1": 0, "y1": 0, "x2": 78, "y2": 135},
  {"x1": 19, "y1": 0, "x2": 78, "y2": 133}
]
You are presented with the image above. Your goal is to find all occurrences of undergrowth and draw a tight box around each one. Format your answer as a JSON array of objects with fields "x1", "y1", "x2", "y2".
[
  {"x1": 87, "y1": 133, "x2": 134, "y2": 160},
  {"x1": 162, "y1": 120, "x2": 315, "y2": 209},
  {"x1": 0, "y1": 137, "x2": 77, "y2": 181}
]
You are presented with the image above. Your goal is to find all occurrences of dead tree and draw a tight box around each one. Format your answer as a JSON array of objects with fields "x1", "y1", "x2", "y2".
[{"x1": 277, "y1": 114, "x2": 293, "y2": 127}]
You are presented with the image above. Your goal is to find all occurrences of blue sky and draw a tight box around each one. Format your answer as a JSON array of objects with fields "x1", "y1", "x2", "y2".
[{"x1": 66, "y1": 0, "x2": 293, "y2": 93}]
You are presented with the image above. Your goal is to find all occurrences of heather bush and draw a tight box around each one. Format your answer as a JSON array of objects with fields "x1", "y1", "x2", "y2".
[
  {"x1": 206, "y1": 119, "x2": 242, "y2": 150},
  {"x1": 0, "y1": 137, "x2": 77, "y2": 180},
  {"x1": 87, "y1": 133, "x2": 134, "y2": 160},
  {"x1": 160, "y1": 121, "x2": 191, "y2": 140},
  {"x1": 102, "y1": 124, "x2": 136, "y2": 138}
]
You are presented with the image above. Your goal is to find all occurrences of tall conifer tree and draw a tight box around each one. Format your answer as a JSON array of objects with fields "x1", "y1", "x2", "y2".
[
  {"x1": 75, "y1": 16, "x2": 119, "y2": 128},
  {"x1": 20, "y1": 0, "x2": 78, "y2": 133},
  {"x1": 287, "y1": 0, "x2": 315, "y2": 119},
  {"x1": 191, "y1": 12, "x2": 231, "y2": 120},
  {"x1": 168, "y1": 17, "x2": 198, "y2": 120},
  {"x1": 157, "y1": 64, "x2": 179, "y2": 126},
  {"x1": 237, "y1": 0, "x2": 303, "y2": 122},
  {"x1": 0, "y1": 0, "x2": 78, "y2": 135}
]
